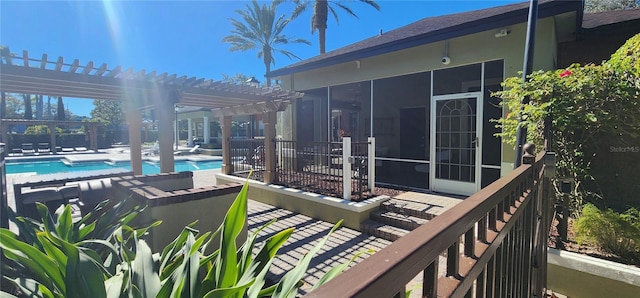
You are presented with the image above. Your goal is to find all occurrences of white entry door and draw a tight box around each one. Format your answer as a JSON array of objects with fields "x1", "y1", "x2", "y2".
[{"x1": 430, "y1": 92, "x2": 482, "y2": 196}]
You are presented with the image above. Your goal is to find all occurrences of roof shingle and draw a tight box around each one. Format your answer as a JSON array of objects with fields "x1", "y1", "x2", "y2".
[{"x1": 269, "y1": 0, "x2": 582, "y2": 77}]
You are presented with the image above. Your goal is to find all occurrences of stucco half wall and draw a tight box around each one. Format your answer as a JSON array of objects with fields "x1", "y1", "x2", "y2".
[
  {"x1": 112, "y1": 173, "x2": 245, "y2": 253},
  {"x1": 216, "y1": 173, "x2": 389, "y2": 231}
]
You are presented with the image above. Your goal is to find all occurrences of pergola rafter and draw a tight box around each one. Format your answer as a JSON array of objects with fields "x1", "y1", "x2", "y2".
[
  {"x1": 0, "y1": 51, "x2": 302, "y2": 109},
  {"x1": 0, "y1": 48, "x2": 303, "y2": 175}
]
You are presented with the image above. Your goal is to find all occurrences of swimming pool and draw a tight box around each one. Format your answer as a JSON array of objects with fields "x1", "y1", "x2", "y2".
[{"x1": 6, "y1": 159, "x2": 222, "y2": 175}]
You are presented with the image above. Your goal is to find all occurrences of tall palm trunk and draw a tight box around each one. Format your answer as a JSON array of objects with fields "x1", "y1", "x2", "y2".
[
  {"x1": 23, "y1": 94, "x2": 32, "y2": 120},
  {"x1": 57, "y1": 96, "x2": 65, "y2": 120},
  {"x1": 36, "y1": 95, "x2": 43, "y2": 120},
  {"x1": 314, "y1": 0, "x2": 328, "y2": 54},
  {"x1": 318, "y1": 28, "x2": 327, "y2": 54},
  {"x1": 47, "y1": 96, "x2": 52, "y2": 119},
  {"x1": 263, "y1": 45, "x2": 272, "y2": 87}
]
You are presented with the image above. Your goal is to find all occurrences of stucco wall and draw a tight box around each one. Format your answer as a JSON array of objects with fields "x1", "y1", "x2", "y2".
[
  {"x1": 275, "y1": 17, "x2": 559, "y2": 177},
  {"x1": 216, "y1": 174, "x2": 388, "y2": 231},
  {"x1": 547, "y1": 248, "x2": 640, "y2": 298},
  {"x1": 147, "y1": 191, "x2": 241, "y2": 252},
  {"x1": 112, "y1": 174, "x2": 245, "y2": 253}
]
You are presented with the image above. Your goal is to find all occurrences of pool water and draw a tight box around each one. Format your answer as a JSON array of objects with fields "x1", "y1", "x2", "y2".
[{"x1": 6, "y1": 159, "x2": 222, "y2": 175}]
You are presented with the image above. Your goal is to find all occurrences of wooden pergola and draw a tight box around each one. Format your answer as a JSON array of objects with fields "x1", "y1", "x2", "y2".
[{"x1": 0, "y1": 48, "x2": 302, "y2": 179}]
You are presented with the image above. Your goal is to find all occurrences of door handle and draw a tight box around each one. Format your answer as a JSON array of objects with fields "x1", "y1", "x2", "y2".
[{"x1": 471, "y1": 137, "x2": 479, "y2": 147}]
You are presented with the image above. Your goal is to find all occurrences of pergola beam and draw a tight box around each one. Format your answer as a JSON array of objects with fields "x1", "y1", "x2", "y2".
[{"x1": 0, "y1": 48, "x2": 303, "y2": 175}]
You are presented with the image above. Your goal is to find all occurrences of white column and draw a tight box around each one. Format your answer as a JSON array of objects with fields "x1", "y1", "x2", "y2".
[
  {"x1": 174, "y1": 120, "x2": 178, "y2": 149},
  {"x1": 203, "y1": 116, "x2": 210, "y2": 144},
  {"x1": 343, "y1": 137, "x2": 352, "y2": 200},
  {"x1": 127, "y1": 110, "x2": 143, "y2": 175},
  {"x1": 368, "y1": 137, "x2": 376, "y2": 194},
  {"x1": 158, "y1": 104, "x2": 175, "y2": 172},
  {"x1": 187, "y1": 118, "x2": 193, "y2": 147}
]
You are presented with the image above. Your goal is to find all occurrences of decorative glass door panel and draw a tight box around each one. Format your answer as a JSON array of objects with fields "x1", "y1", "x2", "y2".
[{"x1": 431, "y1": 93, "x2": 482, "y2": 195}]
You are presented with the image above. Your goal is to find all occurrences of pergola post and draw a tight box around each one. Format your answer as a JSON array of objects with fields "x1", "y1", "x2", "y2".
[
  {"x1": 48, "y1": 124, "x2": 56, "y2": 154},
  {"x1": 90, "y1": 125, "x2": 98, "y2": 152},
  {"x1": 203, "y1": 116, "x2": 210, "y2": 144},
  {"x1": 187, "y1": 118, "x2": 193, "y2": 147},
  {"x1": 156, "y1": 91, "x2": 178, "y2": 173},
  {"x1": 221, "y1": 115, "x2": 232, "y2": 175},
  {"x1": 263, "y1": 111, "x2": 277, "y2": 184},
  {"x1": 1, "y1": 121, "x2": 9, "y2": 148},
  {"x1": 126, "y1": 109, "x2": 143, "y2": 175}
]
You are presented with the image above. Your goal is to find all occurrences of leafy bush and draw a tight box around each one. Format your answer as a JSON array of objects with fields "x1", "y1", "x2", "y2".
[
  {"x1": 1, "y1": 182, "x2": 353, "y2": 297},
  {"x1": 493, "y1": 33, "x2": 640, "y2": 215},
  {"x1": 24, "y1": 125, "x2": 54, "y2": 135},
  {"x1": 574, "y1": 203, "x2": 640, "y2": 264}
]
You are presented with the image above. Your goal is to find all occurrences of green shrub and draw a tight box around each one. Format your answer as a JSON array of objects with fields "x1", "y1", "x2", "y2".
[
  {"x1": 574, "y1": 203, "x2": 640, "y2": 264},
  {"x1": 493, "y1": 33, "x2": 640, "y2": 215}
]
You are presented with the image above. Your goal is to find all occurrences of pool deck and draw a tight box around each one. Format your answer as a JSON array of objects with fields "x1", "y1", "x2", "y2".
[{"x1": 6, "y1": 147, "x2": 222, "y2": 164}]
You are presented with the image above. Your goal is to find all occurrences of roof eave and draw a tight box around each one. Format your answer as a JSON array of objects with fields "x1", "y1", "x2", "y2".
[{"x1": 269, "y1": 0, "x2": 581, "y2": 78}]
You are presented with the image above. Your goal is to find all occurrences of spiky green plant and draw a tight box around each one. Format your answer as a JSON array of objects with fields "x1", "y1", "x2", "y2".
[{"x1": 2, "y1": 181, "x2": 356, "y2": 297}]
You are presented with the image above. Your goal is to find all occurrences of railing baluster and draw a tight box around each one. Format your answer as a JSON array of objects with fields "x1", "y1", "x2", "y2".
[
  {"x1": 393, "y1": 287, "x2": 405, "y2": 298},
  {"x1": 486, "y1": 255, "x2": 495, "y2": 298},
  {"x1": 478, "y1": 214, "x2": 487, "y2": 243},
  {"x1": 464, "y1": 227, "x2": 475, "y2": 257},
  {"x1": 447, "y1": 240, "x2": 459, "y2": 277},
  {"x1": 495, "y1": 244, "x2": 503, "y2": 298},
  {"x1": 423, "y1": 260, "x2": 438, "y2": 298},
  {"x1": 464, "y1": 288, "x2": 472, "y2": 298},
  {"x1": 489, "y1": 207, "x2": 497, "y2": 231},
  {"x1": 476, "y1": 266, "x2": 486, "y2": 298}
]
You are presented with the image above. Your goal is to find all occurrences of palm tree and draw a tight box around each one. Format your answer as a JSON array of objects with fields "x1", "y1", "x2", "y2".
[
  {"x1": 223, "y1": 0, "x2": 310, "y2": 86},
  {"x1": 292, "y1": 0, "x2": 380, "y2": 54},
  {"x1": 57, "y1": 96, "x2": 65, "y2": 120},
  {"x1": 23, "y1": 94, "x2": 32, "y2": 120}
]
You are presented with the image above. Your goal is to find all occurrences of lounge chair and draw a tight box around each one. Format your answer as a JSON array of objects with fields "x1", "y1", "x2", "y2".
[
  {"x1": 62, "y1": 147, "x2": 75, "y2": 153},
  {"x1": 74, "y1": 147, "x2": 88, "y2": 152},
  {"x1": 190, "y1": 144, "x2": 201, "y2": 153},
  {"x1": 143, "y1": 142, "x2": 159, "y2": 156},
  {"x1": 38, "y1": 143, "x2": 51, "y2": 154},
  {"x1": 174, "y1": 144, "x2": 201, "y2": 156},
  {"x1": 11, "y1": 148, "x2": 23, "y2": 156},
  {"x1": 21, "y1": 143, "x2": 35, "y2": 155}
]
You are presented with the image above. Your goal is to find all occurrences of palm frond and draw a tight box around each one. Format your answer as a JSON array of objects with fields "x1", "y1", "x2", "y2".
[
  {"x1": 222, "y1": 0, "x2": 311, "y2": 81},
  {"x1": 333, "y1": 2, "x2": 357, "y2": 19}
]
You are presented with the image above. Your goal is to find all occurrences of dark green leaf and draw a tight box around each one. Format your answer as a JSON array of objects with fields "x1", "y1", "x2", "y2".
[{"x1": 131, "y1": 239, "x2": 161, "y2": 298}]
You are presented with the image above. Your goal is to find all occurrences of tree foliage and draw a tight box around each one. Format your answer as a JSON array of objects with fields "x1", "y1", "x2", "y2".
[
  {"x1": 1, "y1": 93, "x2": 24, "y2": 119},
  {"x1": 91, "y1": 99, "x2": 124, "y2": 129},
  {"x1": 223, "y1": 0, "x2": 311, "y2": 86},
  {"x1": 493, "y1": 33, "x2": 640, "y2": 215},
  {"x1": 292, "y1": 0, "x2": 380, "y2": 54},
  {"x1": 221, "y1": 73, "x2": 256, "y2": 85},
  {"x1": 585, "y1": 0, "x2": 640, "y2": 12},
  {"x1": 24, "y1": 125, "x2": 51, "y2": 135}
]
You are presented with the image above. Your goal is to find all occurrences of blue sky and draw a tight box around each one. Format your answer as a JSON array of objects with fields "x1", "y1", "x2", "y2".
[{"x1": 1, "y1": 0, "x2": 520, "y2": 117}]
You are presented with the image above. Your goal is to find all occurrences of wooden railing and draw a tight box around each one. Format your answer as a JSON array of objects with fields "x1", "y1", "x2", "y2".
[{"x1": 306, "y1": 144, "x2": 554, "y2": 297}]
